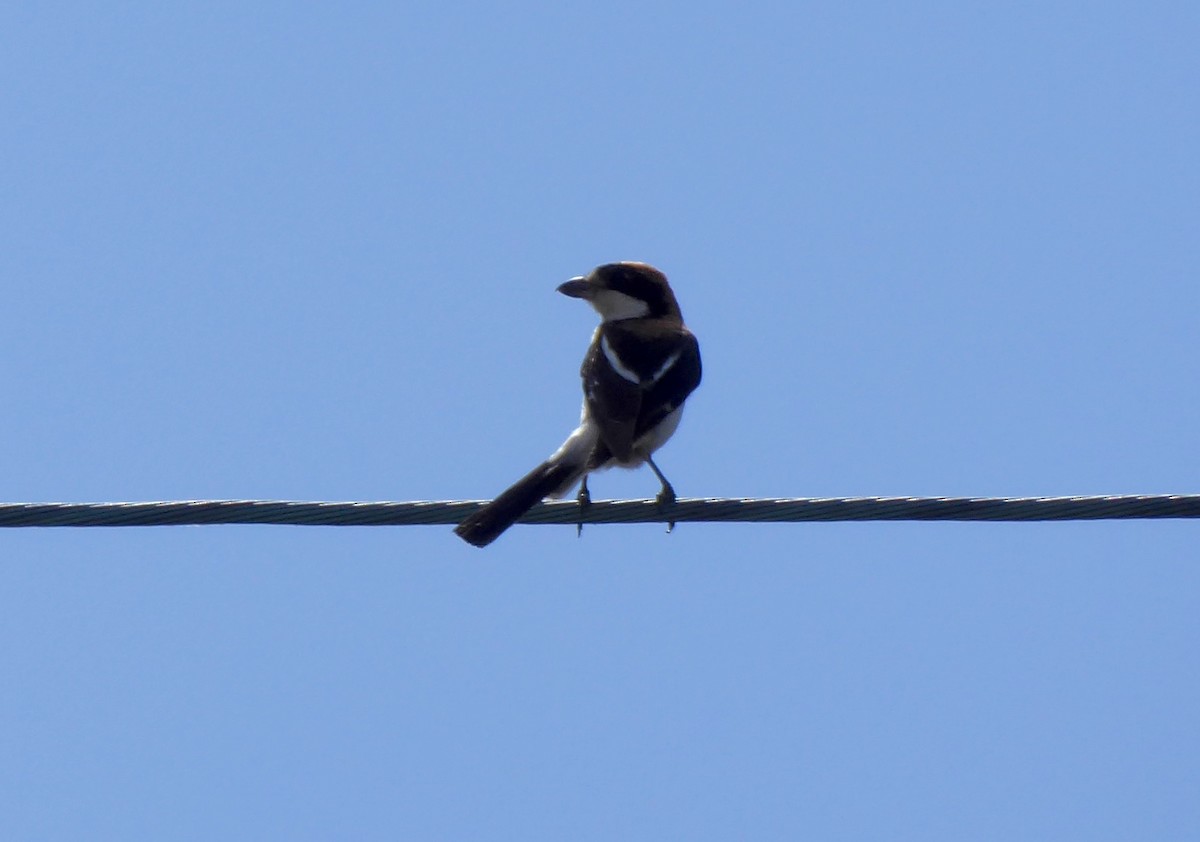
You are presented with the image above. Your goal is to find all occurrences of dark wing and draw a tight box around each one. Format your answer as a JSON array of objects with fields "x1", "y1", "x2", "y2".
[
  {"x1": 581, "y1": 332, "x2": 642, "y2": 462},
  {"x1": 634, "y1": 329, "x2": 701, "y2": 441},
  {"x1": 583, "y1": 321, "x2": 702, "y2": 462}
]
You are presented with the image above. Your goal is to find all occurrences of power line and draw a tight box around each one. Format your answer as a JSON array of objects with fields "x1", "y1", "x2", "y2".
[{"x1": 1, "y1": 495, "x2": 1199, "y2": 528}]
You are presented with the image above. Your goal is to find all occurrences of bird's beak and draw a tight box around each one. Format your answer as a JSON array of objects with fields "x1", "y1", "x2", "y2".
[{"x1": 556, "y1": 277, "x2": 592, "y2": 299}]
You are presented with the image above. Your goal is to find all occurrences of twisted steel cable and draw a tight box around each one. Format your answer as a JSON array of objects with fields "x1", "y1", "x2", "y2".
[{"x1": 2, "y1": 495, "x2": 1199, "y2": 528}]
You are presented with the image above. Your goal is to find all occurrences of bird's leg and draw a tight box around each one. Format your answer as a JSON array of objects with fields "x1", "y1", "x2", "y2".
[
  {"x1": 644, "y1": 455, "x2": 676, "y2": 505},
  {"x1": 575, "y1": 474, "x2": 591, "y2": 538},
  {"x1": 644, "y1": 455, "x2": 677, "y2": 532}
]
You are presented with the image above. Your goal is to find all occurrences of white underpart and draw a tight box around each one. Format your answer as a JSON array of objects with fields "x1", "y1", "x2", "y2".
[
  {"x1": 624, "y1": 405, "x2": 685, "y2": 465},
  {"x1": 590, "y1": 289, "x2": 650, "y2": 321},
  {"x1": 637, "y1": 405, "x2": 683, "y2": 456},
  {"x1": 548, "y1": 408, "x2": 599, "y2": 468},
  {"x1": 601, "y1": 335, "x2": 640, "y2": 383},
  {"x1": 543, "y1": 401, "x2": 685, "y2": 490},
  {"x1": 543, "y1": 403, "x2": 600, "y2": 499}
]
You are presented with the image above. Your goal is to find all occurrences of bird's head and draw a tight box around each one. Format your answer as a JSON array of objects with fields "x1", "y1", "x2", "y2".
[{"x1": 557, "y1": 262, "x2": 682, "y2": 322}]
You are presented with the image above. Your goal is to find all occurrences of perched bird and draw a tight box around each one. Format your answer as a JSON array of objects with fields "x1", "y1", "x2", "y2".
[{"x1": 455, "y1": 262, "x2": 702, "y2": 547}]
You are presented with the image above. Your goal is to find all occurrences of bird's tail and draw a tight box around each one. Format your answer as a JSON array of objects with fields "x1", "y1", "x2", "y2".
[{"x1": 454, "y1": 458, "x2": 583, "y2": 548}]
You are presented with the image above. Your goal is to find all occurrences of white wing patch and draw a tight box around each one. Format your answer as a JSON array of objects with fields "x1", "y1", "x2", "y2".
[
  {"x1": 647, "y1": 350, "x2": 682, "y2": 385},
  {"x1": 601, "y1": 335, "x2": 640, "y2": 384}
]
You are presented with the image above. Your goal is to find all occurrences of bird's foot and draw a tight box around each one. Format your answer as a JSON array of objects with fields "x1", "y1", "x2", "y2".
[
  {"x1": 575, "y1": 481, "x2": 591, "y2": 538},
  {"x1": 655, "y1": 483, "x2": 677, "y2": 533}
]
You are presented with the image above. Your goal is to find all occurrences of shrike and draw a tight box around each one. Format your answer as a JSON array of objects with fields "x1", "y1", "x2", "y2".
[{"x1": 455, "y1": 262, "x2": 702, "y2": 547}]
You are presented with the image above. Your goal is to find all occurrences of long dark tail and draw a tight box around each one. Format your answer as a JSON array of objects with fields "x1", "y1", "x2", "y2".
[{"x1": 455, "y1": 459, "x2": 581, "y2": 548}]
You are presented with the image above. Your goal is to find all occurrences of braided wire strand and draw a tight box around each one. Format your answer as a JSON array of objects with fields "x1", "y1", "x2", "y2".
[{"x1": 2, "y1": 495, "x2": 1199, "y2": 528}]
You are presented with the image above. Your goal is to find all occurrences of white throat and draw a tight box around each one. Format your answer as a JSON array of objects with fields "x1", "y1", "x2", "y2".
[{"x1": 590, "y1": 289, "x2": 650, "y2": 322}]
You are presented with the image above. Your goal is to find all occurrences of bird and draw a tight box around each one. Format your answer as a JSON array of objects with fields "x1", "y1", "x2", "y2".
[{"x1": 454, "y1": 261, "x2": 702, "y2": 548}]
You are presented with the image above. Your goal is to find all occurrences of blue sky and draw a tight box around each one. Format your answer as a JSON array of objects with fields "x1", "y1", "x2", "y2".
[{"x1": 2, "y1": 2, "x2": 1198, "y2": 838}]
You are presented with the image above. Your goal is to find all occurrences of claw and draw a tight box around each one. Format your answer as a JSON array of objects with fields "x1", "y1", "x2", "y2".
[
  {"x1": 655, "y1": 484, "x2": 677, "y2": 533},
  {"x1": 655, "y1": 484, "x2": 676, "y2": 506}
]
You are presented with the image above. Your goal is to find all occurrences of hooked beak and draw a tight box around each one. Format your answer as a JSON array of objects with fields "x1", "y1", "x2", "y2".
[{"x1": 556, "y1": 277, "x2": 592, "y2": 299}]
